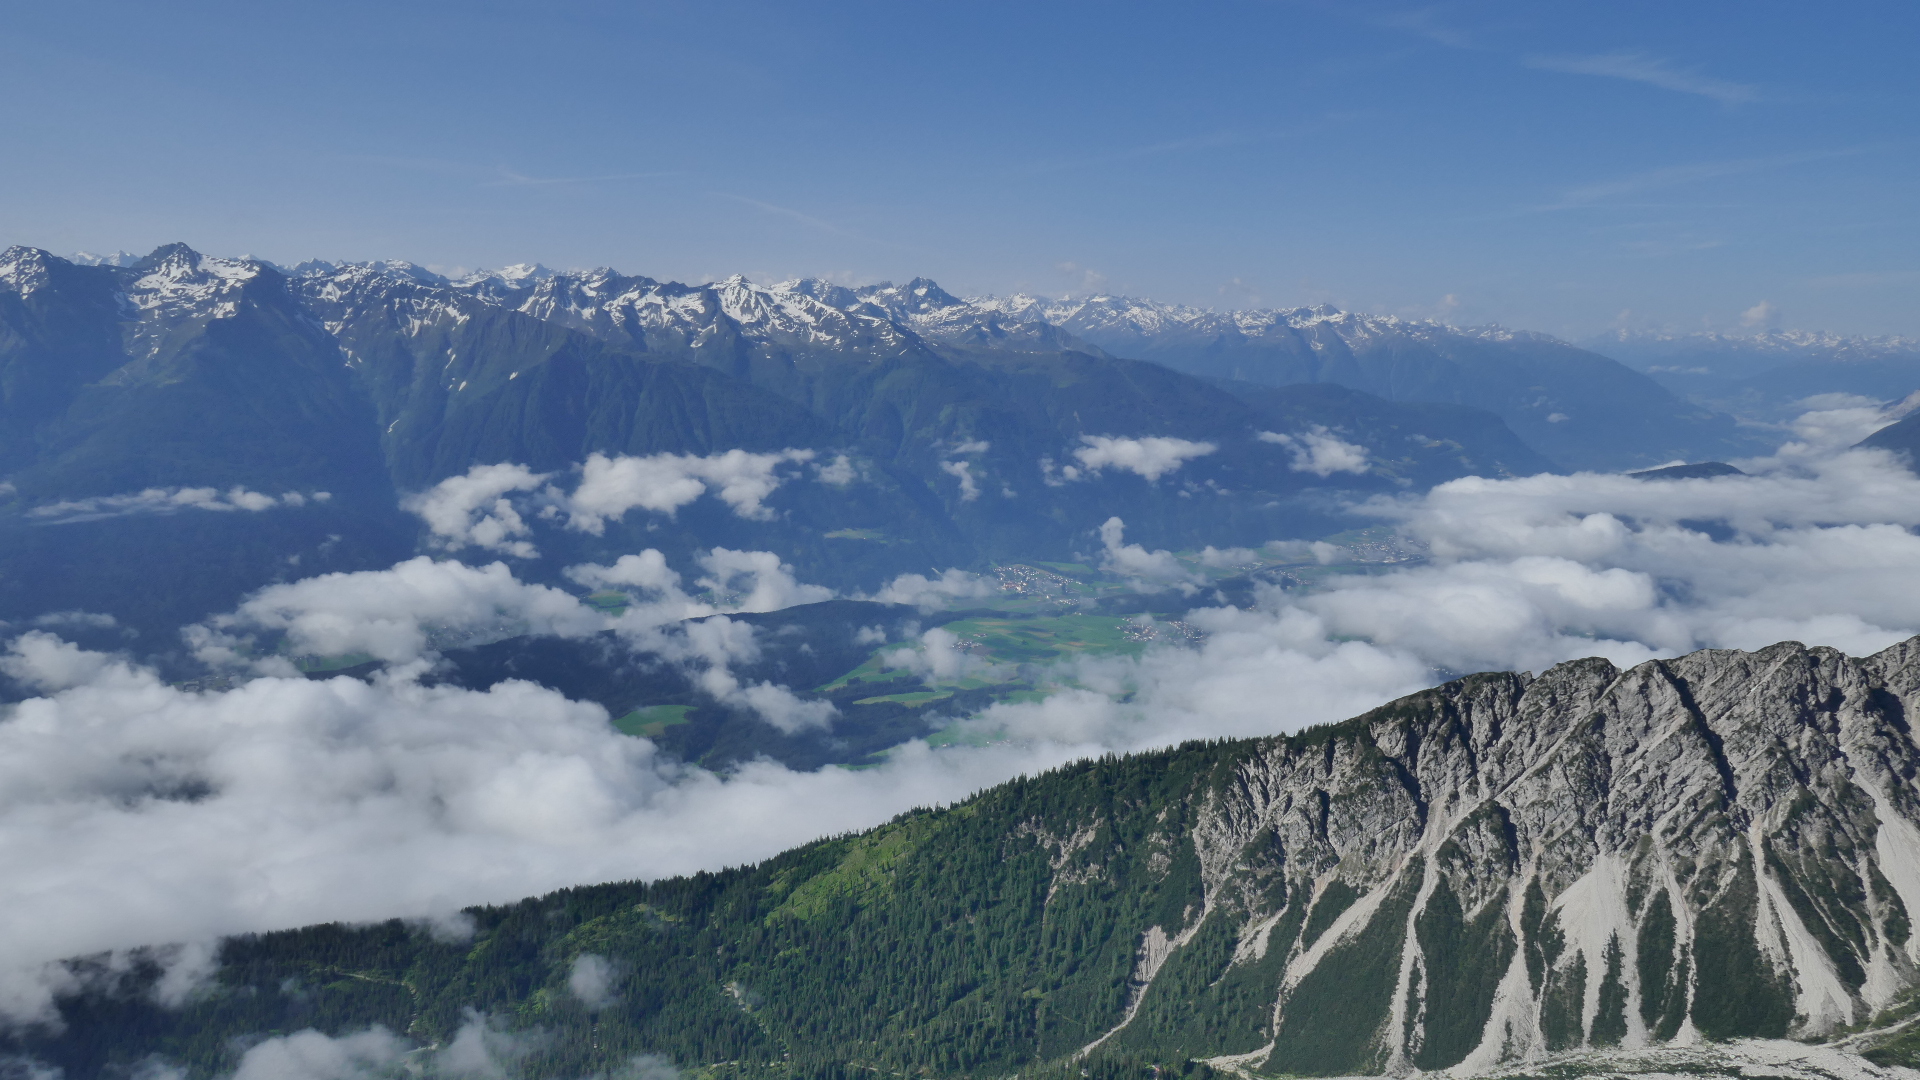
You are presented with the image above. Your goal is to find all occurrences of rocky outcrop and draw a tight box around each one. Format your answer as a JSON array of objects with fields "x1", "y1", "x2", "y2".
[{"x1": 1105, "y1": 639, "x2": 1920, "y2": 1074}]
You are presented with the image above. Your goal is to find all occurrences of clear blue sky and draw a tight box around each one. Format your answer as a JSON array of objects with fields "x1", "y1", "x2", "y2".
[{"x1": 2, "y1": 0, "x2": 1915, "y2": 338}]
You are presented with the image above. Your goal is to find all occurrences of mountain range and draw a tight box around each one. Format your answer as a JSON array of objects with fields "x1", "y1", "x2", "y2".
[
  {"x1": 16, "y1": 636, "x2": 1920, "y2": 1078},
  {"x1": 1, "y1": 244, "x2": 1779, "y2": 651}
]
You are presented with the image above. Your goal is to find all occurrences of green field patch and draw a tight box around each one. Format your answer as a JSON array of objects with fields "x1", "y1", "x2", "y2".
[
  {"x1": 817, "y1": 614, "x2": 1149, "y2": 695},
  {"x1": 584, "y1": 590, "x2": 631, "y2": 615},
  {"x1": 612, "y1": 704, "x2": 693, "y2": 738},
  {"x1": 941, "y1": 613, "x2": 1144, "y2": 663},
  {"x1": 852, "y1": 689, "x2": 953, "y2": 707},
  {"x1": 818, "y1": 664, "x2": 918, "y2": 693},
  {"x1": 1028, "y1": 560, "x2": 1097, "y2": 577}
]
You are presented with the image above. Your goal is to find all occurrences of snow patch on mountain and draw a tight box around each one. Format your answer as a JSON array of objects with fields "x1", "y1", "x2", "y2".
[{"x1": 0, "y1": 246, "x2": 58, "y2": 297}]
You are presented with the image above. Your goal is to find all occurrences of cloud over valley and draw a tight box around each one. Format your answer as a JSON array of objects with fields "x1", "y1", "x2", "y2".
[{"x1": 2, "y1": 416, "x2": 1919, "y2": 1029}]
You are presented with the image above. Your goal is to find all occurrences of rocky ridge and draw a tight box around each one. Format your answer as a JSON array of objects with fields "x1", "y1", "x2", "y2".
[{"x1": 1141, "y1": 636, "x2": 1920, "y2": 1074}]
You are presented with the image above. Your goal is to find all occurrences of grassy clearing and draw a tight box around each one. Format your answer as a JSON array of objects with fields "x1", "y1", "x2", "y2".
[
  {"x1": 852, "y1": 690, "x2": 954, "y2": 707},
  {"x1": 585, "y1": 591, "x2": 631, "y2": 615},
  {"x1": 613, "y1": 704, "x2": 694, "y2": 738},
  {"x1": 944, "y1": 613, "x2": 1144, "y2": 662}
]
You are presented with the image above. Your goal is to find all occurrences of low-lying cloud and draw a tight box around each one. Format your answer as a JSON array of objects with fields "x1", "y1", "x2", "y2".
[
  {"x1": 403, "y1": 463, "x2": 549, "y2": 558},
  {"x1": 189, "y1": 556, "x2": 603, "y2": 668},
  {"x1": 219, "y1": 1010, "x2": 668, "y2": 1080},
  {"x1": 1259, "y1": 427, "x2": 1370, "y2": 476},
  {"x1": 939, "y1": 459, "x2": 981, "y2": 501},
  {"x1": 863, "y1": 568, "x2": 995, "y2": 610},
  {"x1": 1061, "y1": 435, "x2": 1216, "y2": 482},
  {"x1": 185, "y1": 546, "x2": 839, "y2": 738},
  {"x1": 29, "y1": 486, "x2": 331, "y2": 525},
  {"x1": 567, "y1": 449, "x2": 814, "y2": 531},
  {"x1": 3, "y1": 408, "x2": 1918, "y2": 1037},
  {"x1": 406, "y1": 450, "x2": 818, "y2": 557},
  {"x1": 1098, "y1": 516, "x2": 1201, "y2": 588}
]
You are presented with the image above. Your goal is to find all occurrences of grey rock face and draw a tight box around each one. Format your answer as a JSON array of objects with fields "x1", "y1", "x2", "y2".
[{"x1": 1104, "y1": 639, "x2": 1920, "y2": 1073}]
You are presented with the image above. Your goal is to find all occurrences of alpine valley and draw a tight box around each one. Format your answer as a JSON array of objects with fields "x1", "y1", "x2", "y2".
[
  {"x1": 6, "y1": 244, "x2": 1920, "y2": 1080},
  {"x1": 3, "y1": 242, "x2": 1753, "y2": 651}
]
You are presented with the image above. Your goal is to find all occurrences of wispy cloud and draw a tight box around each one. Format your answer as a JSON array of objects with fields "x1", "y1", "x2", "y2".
[
  {"x1": 1525, "y1": 51, "x2": 1757, "y2": 105},
  {"x1": 709, "y1": 194, "x2": 909, "y2": 252},
  {"x1": 486, "y1": 168, "x2": 675, "y2": 187},
  {"x1": 1367, "y1": 13, "x2": 1759, "y2": 107},
  {"x1": 345, "y1": 155, "x2": 676, "y2": 189},
  {"x1": 1009, "y1": 127, "x2": 1311, "y2": 177},
  {"x1": 1372, "y1": 7, "x2": 1480, "y2": 50},
  {"x1": 712, "y1": 193, "x2": 850, "y2": 235},
  {"x1": 1532, "y1": 148, "x2": 1866, "y2": 212}
]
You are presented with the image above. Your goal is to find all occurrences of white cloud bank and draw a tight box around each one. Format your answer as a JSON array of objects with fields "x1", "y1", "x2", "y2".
[
  {"x1": 0, "y1": 640, "x2": 1058, "y2": 1025},
  {"x1": 219, "y1": 1011, "x2": 675, "y2": 1080},
  {"x1": 184, "y1": 547, "x2": 838, "y2": 736},
  {"x1": 568, "y1": 449, "x2": 814, "y2": 531},
  {"x1": 405, "y1": 450, "x2": 817, "y2": 557},
  {"x1": 2, "y1": 407, "x2": 1918, "y2": 1031},
  {"x1": 402, "y1": 463, "x2": 549, "y2": 558},
  {"x1": 189, "y1": 557, "x2": 604, "y2": 668}
]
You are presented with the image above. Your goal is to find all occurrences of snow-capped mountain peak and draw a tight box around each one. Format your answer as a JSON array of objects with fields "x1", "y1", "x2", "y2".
[
  {"x1": 0, "y1": 246, "x2": 61, "y2": 297},
  {"x1": 458, "y1": 262, "x2": 554, "y2": 288},
  {"x1": 854, "y1": 277, "x2": 967, "y2": 318},
  {"x1": 69, "y1": 250, "x2": 140, "y2": 268},
  {"x1": 125, "y1": 244, "x2": 262, "y2": 315}
]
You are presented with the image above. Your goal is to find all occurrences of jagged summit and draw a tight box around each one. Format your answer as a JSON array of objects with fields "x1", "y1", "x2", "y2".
[
  {"x1": 0, "y1": 243, "x2": 1765, "y2": 470},
  {"x1": 5, "y1": 245, "x2": 1563, "y2": 368},
  {"x1": 856, "y1": 275, "x2": 967, "y2": 316}
]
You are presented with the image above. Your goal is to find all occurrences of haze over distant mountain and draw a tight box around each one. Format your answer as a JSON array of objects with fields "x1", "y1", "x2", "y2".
[
  {"x1": 947, "y1": 291, "x2": 1765, "y2": 469},
  {"x1": 302, "y1": 254, "x2": 1767, "y2": 474},
  {"x1": 1588, "y1": 328, "x2": 1920, "y2": 421}
]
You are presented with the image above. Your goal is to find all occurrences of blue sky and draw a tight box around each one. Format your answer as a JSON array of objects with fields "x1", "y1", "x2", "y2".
[{"x1": 1, "y1": 0, "x2": 1915, "y2": 337}]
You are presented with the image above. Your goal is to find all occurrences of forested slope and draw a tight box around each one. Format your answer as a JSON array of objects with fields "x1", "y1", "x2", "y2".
[{"x1": 16, "y1": 636, "x2": 1920, "y2": 1079}]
